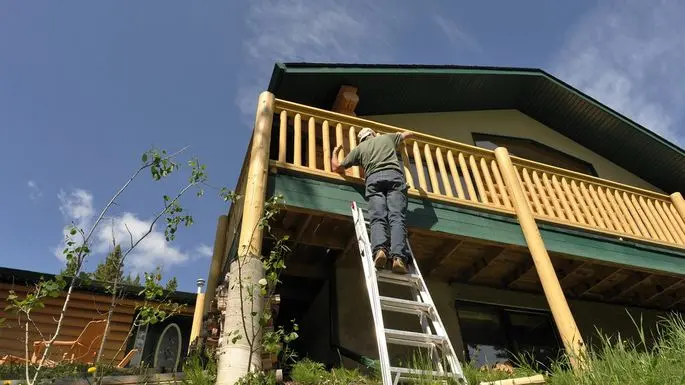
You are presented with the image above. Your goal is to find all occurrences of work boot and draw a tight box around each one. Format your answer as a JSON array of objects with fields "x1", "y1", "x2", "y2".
[
  {"x1": 374, "y1": 249, "x2": 387, "y2": 269},
  {"x1": 392, "y1": 257, "x2": 408, "y2": 275}
]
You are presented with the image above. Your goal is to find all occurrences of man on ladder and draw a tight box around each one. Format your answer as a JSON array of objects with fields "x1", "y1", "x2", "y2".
[{"x1": 332, "y1": 127, "x2": 415, "y2": 274}]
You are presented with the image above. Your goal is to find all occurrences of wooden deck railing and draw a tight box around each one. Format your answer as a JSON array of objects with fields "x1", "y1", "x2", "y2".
[{"x1": 269, "y1": 98, "x2": 685, "y2": 251}]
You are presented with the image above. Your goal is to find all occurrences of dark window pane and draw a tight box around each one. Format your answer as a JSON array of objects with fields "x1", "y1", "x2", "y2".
[
  {"x1": 456, "y1": 306, "x2": 510, "y2": 367},
  {"x1": 505, "y1": 310, "x2": 561, "y2": 368}
]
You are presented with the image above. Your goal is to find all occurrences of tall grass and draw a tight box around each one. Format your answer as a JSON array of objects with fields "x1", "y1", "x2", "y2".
[
  {"x1": 230, "y1": 313, "x2": 685, "y2": 385},
  {"x1": 543, "y1": 313, "x2": 685, "y2": 385}
]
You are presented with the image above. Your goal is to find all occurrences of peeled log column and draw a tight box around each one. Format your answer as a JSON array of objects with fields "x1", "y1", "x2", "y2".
[
  {"x1": 216, "y1": 91, "x2": 274, "y2": 385},
  {"x1": 494, "y1": 147, "x2": 586, "y2": 370}
]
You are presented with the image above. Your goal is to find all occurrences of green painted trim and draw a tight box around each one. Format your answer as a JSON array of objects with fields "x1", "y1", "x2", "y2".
[{"x1": 267, "y1": 172, "x2": 685, "y2": 276}]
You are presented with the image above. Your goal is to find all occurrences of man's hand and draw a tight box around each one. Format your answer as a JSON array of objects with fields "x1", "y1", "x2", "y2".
[{"x1": 331, "y1": 145, "x2": 345, "y2": 173}]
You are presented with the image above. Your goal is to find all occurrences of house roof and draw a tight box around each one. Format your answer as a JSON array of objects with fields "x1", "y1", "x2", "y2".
[
  {"x1": 267, "y1": 62, "x2": 685, "y2": 194},
  {"x1": 0, "y1": 266, "x2": 196, "y2": 304}
]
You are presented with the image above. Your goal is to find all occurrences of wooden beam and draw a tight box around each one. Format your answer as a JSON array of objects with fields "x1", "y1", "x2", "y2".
[
  {"x1": 605, "y1": 272, "x2": 651, "y2": 302},
  {"x1": 466, "y1": 246, "x2": 508, "y2": 282},
  {"x1": 643, "y1": 279, "x2": 685, "y2": 305},
  {"x1": 577, "y1": 268, "x2": 629, "y2": 299},
  {"x1": 424, "y1": 240, "x2": 462, "y2": 277},
  {"x1": 331, "y1": 85, "x2": 359, "y2": 116},
  {"x1": 500, "y1": 256, "x2": 535, "y2": 289},
  {"x1": 295, "y1": 215, "x2": 313, "y2": 242}
]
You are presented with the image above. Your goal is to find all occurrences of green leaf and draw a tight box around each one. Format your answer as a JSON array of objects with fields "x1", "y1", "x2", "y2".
[{"x1": 142, "y1": 153, "x2": 148, "y2": 162}]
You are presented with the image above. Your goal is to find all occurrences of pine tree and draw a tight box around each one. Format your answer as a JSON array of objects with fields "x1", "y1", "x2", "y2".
[{"x1": 92, "y1": 245, "x2": 141, "y2": 286}]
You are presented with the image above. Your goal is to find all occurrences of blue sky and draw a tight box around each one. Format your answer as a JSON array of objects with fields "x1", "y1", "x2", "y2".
[{"x1": 1, "y1": 1, "x2": 684, "y2": 292}]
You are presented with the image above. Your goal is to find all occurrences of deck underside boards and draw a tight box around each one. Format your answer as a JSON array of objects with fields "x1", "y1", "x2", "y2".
[{"x1": 267, "y1": 171, "x2": 685, "y2": 312}]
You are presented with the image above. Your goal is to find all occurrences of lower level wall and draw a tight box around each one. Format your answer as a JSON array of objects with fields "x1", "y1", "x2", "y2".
[{"x1": 334, "y1": 259, "x2": 670, "y2": 368}]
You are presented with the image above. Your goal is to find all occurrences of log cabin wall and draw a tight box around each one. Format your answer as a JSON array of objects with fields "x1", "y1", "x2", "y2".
[{"x1": 0, "y1": 281, "x2": 195, "y2": 364}]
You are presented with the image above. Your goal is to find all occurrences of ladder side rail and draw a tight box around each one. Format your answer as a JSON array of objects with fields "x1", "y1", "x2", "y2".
[
  {"x1": 352, "y1": 202, "x2": 393, "y2": 385},
  {"x1": 406, "y1": 241, "x2": 464, "y2": 377}
]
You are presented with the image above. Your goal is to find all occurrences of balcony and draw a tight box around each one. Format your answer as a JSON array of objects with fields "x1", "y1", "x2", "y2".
[{"x1": 266, "y1": 98, "x2": 685, "y2": 253}]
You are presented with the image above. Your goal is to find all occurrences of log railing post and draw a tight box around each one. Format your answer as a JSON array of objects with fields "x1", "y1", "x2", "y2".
[
  {"x1": 189, "y1": 279, "x2": 206, "y2": 350},
  {"x1": 203, "y1": 214, "x2": 229, "y2": 315},
  {"x1": 670, "y1": 192, "x2": 685, "y2": 223},
  {"x1": 217, "y1": 91, "x2": 275, "y2": 384},
  {"x1": 494, "y1": 147, "x2": 586, "y2": 369}
]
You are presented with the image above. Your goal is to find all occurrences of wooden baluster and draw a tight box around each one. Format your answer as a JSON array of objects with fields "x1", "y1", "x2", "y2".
[
  {"x1": 322, "y1": 121, "x2": 331, "y2": 172},
  {"x1": 580, "y1": 182, "x2": 607, "y2": 229},
  {"x1": 278, "y1": 110, "x2": 287, "y2": 162},
  {"x1": 348, "y1": 126, "x2": 360, "y2": 178},
  {"x1": 551, "y1": 175, "x2": 576, "y2": 223},
  {"x1": 543, "y1": 174, "x2": 566, "y2": 221},
  {"x1": 590, "y1": 186, "x2": 628, "y2": 233},
  {"x1": 458, "y1": 153, "x2": 477, "y2": 202},
  {"x1": 293, "y1": 113, "x2": 302, "y2": 166},
  {"x1": 561, "y1": 178, "x2": 586, "y2": 225},
  {"x1": 632, "y1": 195, "x2": 661, "y2": 240},
  {"x1": 412, "y1": 141, "x2": 428, "y2": 191},
  {"x1": 469, "y1": 155, "x2": 488, "y2": 204},
  {"x1": 653, "y1": 200, "x2": 682, "y2": 244},
  {"x1": 401, "y1": 144, "x2": 415, "y2": 189},
  {"x1": 614, "y1": 191, "x2": 645, "y2": 237},
  {"x1": 623, "y1": 193, "x2": 650, "y2": 238},
  {"x1": 308, "y1": 117, "x2": 317, "y2": 170},
  {"x1": 532, "y1": 171, "x2": 554, "y2": 217},
  {"x1": 662, "y1": 201, "x2": 685, "y2": 244},
  {"x1": 435, "y1": 147, "x2": 453, "y2": 197},
  {"x1": 480, "y1": 158, "x2": 500, "y2": 206},
  {"x1": 571, "y1": 181, "x2": 599, "y2": 228},
  {"x1": 424, "y1": 144, "x2": 440, "y2": 194},
  {"x1": 521, "y1": 168, "x2": 543, "y2": 215},
  {"x1": 589, "y1": 185, "x2": 620, "y2": 232},
  {"x1": 491, "y1": 161, "x2": 512, "y2": 209},
  {"x1": 447, "y1": 151, "x2": 466, "y2": 200},
  {"x1": 600, "y1": 187, "x2": 629, "y2": 234},
  {"x1": 335, "y1": 123, "x2": 344, "y2": 163},
  {"x1": 641, "y1": 197, "x2": 671, "y2": 243}
]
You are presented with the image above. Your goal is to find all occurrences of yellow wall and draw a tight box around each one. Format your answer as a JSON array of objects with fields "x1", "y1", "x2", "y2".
[{"x1": 365, "y1": 109, "x2": 662, "y2": 192}]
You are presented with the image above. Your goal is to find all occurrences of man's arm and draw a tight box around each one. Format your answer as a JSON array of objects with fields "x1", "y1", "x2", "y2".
[
  {"x1": 400, "y1": 131, "x2": 415, "y2": 141},
  {"x1": 331, "y1": 145, "x2": 347, "y2": 173}
]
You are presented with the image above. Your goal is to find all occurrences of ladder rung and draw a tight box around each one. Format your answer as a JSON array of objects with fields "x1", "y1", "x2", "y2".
[
  {"x1": 384, "y1": 329, "x2": 447, "y2": 348},
  {"x1": 379, "y1": 296, "x2": 432, "y2": 316},
  {"x1": 390, "y1": 366, "x2": 461, "y2": 379},
  {"x1": 376, "y1": 270, "x2": 421, "y2": 287}
]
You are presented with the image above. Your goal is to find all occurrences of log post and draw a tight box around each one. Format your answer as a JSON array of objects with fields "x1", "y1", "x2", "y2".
[
  {"x1": 216, "y1": 91, "x2": 275, "y2": 384},
  {"x1": 670, "y1": 192, "x2": 685, "y2": 222},
  {"x1": 203, "y1": 215, "x2": 229, "y2": 315},
  {"x1": 189, "y1": 279, "x2": 206, "y2": 350},
  {"x1": 494, "y1": 147, "x2": 585, "y2": 369}
]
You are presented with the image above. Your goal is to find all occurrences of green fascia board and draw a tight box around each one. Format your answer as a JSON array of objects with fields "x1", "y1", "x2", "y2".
[{"x1": 267, "y1": 172, "x2": 685, "y2": 276}]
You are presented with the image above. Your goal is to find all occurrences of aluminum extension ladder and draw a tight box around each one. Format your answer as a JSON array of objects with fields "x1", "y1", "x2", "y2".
[{"x1": 350, "y1": 201, "x2": 467, "y2": 385}]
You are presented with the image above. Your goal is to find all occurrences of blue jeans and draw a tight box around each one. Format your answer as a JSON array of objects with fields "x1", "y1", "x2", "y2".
[{"x1": 365, "y1": 169, "x2": 410, "y2": 262}]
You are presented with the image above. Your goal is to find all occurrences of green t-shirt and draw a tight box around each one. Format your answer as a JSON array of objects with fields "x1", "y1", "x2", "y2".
[{"x1": 340, "y1": 133, "x2": 404, "y2": 178}]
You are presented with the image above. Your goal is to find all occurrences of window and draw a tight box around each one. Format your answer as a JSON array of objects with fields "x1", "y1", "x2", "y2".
[
  {"x1": 472, "y1": 133, "x2": 598, "y2": 177},
  {"x1": 456, "y1": 301, "x2": 562, "y2": 369}
]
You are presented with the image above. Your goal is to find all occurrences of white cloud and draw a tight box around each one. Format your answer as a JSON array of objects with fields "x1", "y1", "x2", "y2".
[
  {"x1": 55, "y1": 189, "x2": 95, "y2": 261},
  {"x1": 551, "y1": 0, "x2": 685, "y2": 145},
  {"x1": 53, "y1": 188, "x2": 191, "y2": 274},
  {"x1": 94, "y1": 212, "x2": 188, "y2": 274},
  {"x1": 433, "y1": 14, "x2": 481, "y2": 53},
  {"x1": 28, "y1": 180, "x2": 43, "y2": 202},
  {"x1": 195, "y1": 244, "x2": 213, "y2": 259},
  {"x1": 237, "y1": 0, "x2": 398, "y2": 118}
]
